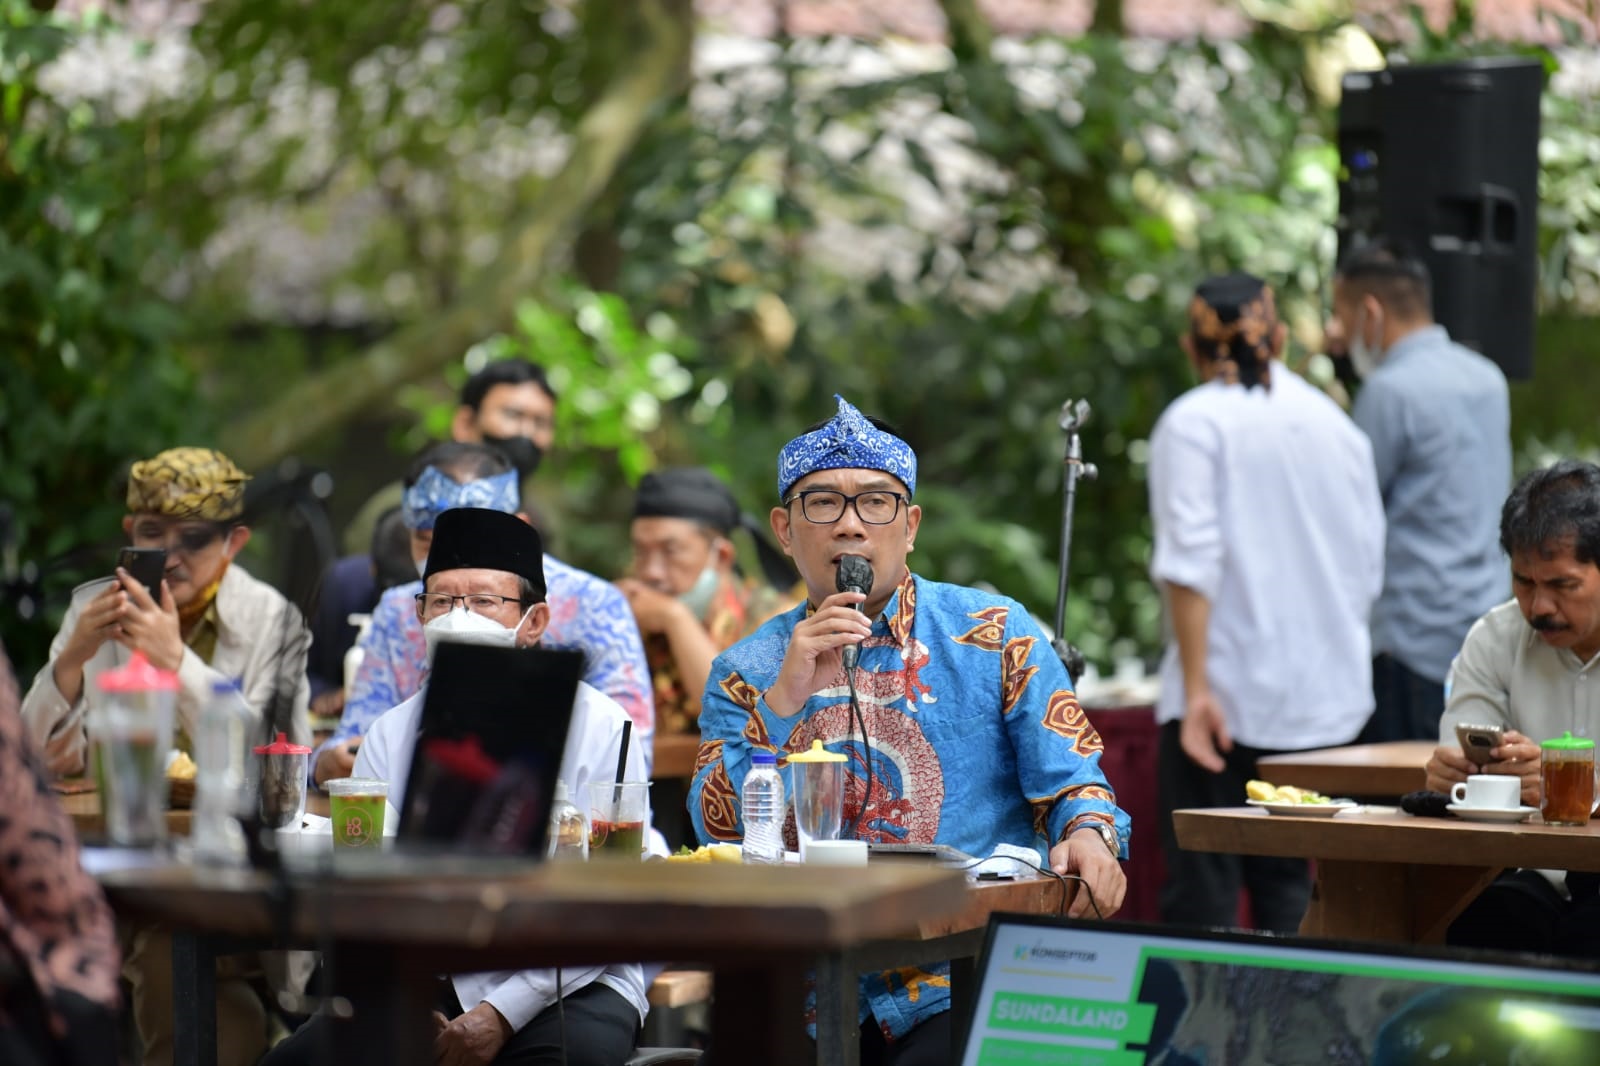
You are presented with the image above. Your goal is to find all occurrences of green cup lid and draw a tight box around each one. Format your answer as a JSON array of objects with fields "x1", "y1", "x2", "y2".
[{"x1": 1541, "y1": 731, "x2": 1596, "y2": 750}]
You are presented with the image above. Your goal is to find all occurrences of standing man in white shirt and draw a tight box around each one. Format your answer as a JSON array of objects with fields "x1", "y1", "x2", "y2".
[
  {"x1": 263, "y1": 507, "x2": 648, "y2": 1066},
  {"x1": 1149, "y1": 273, "x2": 1386, "y2": 932}
]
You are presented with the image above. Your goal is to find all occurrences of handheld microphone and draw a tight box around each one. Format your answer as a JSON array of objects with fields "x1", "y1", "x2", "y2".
[{"x1": 836, "y1": 554, "x2": 874, "y2": 671}]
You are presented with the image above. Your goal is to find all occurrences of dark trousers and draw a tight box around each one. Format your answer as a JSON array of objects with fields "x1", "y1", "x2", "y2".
[
  {"x1": 262, "y1": 979, "x2": 639, "y2": 1066},
  {"x1": 856, "y1": 1009, "x2": 951, "y2": 1066},
  {"x1": 1157, "y1": 721, "x2": 1312, "y2": 933},
  {"x1": 1448, "y1": 869, "x2": 1600, "y2": 958},
  {"x1": 1358, "y1": 653, "x2": 1446, "y2": 744}
]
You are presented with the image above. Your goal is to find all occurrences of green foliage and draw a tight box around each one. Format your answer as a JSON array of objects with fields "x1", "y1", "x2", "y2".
[{"x1": 0, "y1": 1, "x2": 201, "y2": 672}]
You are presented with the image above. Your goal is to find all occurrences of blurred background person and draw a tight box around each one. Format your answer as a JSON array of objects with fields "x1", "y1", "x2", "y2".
[
  {"x1": 1328, "y1": 239, "x2": 1512, "y2": 742},
  {"x1": 616, "y1": 466, "x2": 794, "y2": 737},
  {"x1": 304, "y1": 506, "x2": 416, "y2": 720},
  {"x1": 1151, "y1": 274, "x2": 1385, "y2": 932},
  {"x1": 315, "y1": 441, "x2": 651, "y2": 787},
  {"x1": 21, "y1": 447, "x2": 312, "y2": 776}
]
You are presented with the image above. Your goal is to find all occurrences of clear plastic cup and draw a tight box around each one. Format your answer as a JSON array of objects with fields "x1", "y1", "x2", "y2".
[
  {"x1": 92, "y1": 652, "x2": 179, "y2": 846},
  {"x1": 327, "y1": 777, "x2": 389, "y2": 848}
]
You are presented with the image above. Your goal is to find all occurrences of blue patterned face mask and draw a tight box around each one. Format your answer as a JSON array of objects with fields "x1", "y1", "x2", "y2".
[
  {"x1": 777, "y1": 395, "x2": 917, "y2": 501},
  {"x1": 401, "y1": 467, "x2": 520, "y2": 531}
]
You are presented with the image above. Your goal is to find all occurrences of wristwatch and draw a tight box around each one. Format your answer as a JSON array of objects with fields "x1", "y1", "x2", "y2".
[{"x1": 1070, "y1": 821, "x2": 1119, "y2": 857}]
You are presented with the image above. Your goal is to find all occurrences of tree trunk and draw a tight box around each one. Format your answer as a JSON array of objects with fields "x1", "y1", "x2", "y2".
[{"x1": 220, "y1": 0, "x2": 695, "y2": 469}]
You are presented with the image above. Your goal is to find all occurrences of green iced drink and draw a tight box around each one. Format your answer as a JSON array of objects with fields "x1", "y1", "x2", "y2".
[{"x1": 327, "y1": 778, "x2": 388, "y2": 849}]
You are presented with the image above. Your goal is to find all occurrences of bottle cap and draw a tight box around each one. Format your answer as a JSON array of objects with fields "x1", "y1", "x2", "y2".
[
  {"x1": 97, "y1": 651, "x2": 180, "y2": 694},
  {"x1": 787, "y1": 739, "x2": 846, "y2": 763},
  {"x1": 752, "y1": 751, "x2": 778, "y2": 766},
  {"x1": 253, "y1": 731, "x2": 312, "y2": 756},
  {"x1": 1542, "y1": 731, "x2": 1595, "y2": 751},
  {"x1": 211, "y1": 677, "x2": 243, "y2": 696}
]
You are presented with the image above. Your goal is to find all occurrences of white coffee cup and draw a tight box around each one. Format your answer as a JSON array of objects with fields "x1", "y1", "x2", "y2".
[
  {"x1": 1451, "y1": 774, "x2": 1522, "y2": 810},
  {"x1": 803, "y1": 839, "x2": 868, "y2": 867}
]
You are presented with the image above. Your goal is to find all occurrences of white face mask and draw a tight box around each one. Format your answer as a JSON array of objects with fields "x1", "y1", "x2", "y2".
[
  {"x1": 677, "y1": 561, "x2": 721, "y2": 620},
  {"x1": 423, "y1": 604, "x2": 532, "y2": 662},
  {"x1": 1348, "y1": 305, "x2": 1385, "y2": 379}
]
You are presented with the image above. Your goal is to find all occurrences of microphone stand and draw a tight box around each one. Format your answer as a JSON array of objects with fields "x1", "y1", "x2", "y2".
[{"x1": 1051, "y1": 399, "x2": 1098, "y2": 686}]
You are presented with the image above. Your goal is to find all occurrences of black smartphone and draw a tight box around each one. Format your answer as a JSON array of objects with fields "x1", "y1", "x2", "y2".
[
  {"x1": 116, "y1": 547, "x2": 167, "y2": 602},
  {"x1": 1455, "y1": 722, "x2": 1506, "y2": 766}
]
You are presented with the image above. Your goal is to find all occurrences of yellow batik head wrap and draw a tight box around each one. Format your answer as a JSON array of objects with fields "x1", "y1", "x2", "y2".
[{"x1": 126, "y1": 448, "x2": 250, "y2": 521}]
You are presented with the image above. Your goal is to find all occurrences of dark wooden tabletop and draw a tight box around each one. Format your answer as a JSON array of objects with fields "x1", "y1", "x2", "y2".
[
  {"x1": 1256, "y1": 740, "x2": 1436, "y2": 798},
  {"x1": 1174, "y1": 806, "x2": 1600, "y2": 871},
  {"x1": 95, "y1": 856, "x2": 973, "y2": 971}
]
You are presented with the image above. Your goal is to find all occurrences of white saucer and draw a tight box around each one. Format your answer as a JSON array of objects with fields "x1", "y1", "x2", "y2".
[
  {"x1": 1246, "y1": 799, "x2": 1359, "y2": 817},
  {"x1": 1446, "y1": 803, "x2": 1538, "y2": 823}
]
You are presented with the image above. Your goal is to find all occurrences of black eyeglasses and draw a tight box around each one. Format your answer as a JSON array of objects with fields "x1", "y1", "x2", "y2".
[
  {"x1": 130, "y1": 523, "x2": 227, "y2": 556},
  {"x1": 414, "y1": 593, "x2": 528, "y2": 619},
  {"x1": 784, "y1": 490, "x2": 908, "y2": 525}
]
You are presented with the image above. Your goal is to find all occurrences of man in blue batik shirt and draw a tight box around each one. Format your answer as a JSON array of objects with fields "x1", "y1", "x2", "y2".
[
  {"x1": 688, "y1": 396, "x2": 1128, "y2": 1066},
  {"x1": 313, "y1": 440, "x2": 653, "y2": 788}
]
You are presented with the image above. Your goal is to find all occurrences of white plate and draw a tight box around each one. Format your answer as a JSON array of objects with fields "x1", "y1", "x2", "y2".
[
  {"x1": 1447, "y1": 803, "x2": 1538, "y2": 824},
  {"x1": 1246, "y1": 799, "x2": 1359, "y2": 817}
]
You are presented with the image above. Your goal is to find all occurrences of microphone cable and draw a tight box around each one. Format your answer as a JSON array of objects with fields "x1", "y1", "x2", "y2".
[{"x1": 844, "y1": 664, "x2": 874, "y2": 840}]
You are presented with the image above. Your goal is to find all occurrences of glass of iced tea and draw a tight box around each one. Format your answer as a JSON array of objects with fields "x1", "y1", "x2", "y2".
[
  {"x1": 587, "y1": 781, "x2": 648, "y2": 860},
  {"x1": 1540, "y1": 732, "x2": 1595, "y2": 826}
]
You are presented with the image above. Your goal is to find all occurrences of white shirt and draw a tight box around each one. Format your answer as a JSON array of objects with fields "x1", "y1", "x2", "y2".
[
  {"x1": 1148, "y1": 366, "x2": 1387, "y2": 750},
  {"x1": 355, "y1": 678, "x2": 652, "y2": 1030}
]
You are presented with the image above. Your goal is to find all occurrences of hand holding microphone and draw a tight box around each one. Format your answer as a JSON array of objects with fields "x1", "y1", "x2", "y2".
[
  {"x1": 836, "y1": 554, "x2": 874, "y2": 671},
  {"x1": 764, "y1": 554, "x2": 875, "y2": 717}
]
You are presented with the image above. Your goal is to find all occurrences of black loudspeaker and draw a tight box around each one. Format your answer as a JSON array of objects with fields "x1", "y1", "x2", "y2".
[{"x1": 1337, "y1": 57, "x2": 1544, "y2": 380}]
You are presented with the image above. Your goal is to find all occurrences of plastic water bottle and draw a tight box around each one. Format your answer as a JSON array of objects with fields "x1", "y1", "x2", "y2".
[
  {"x1": 343, "y1": 613, "x2": 373, "y2": 696},
  {"x1": 192, "y1": 679, "x2": 252, "y2": 863},
  {"x1": 741, "y1": 751, "x2": 785, "y2": 865},
  {"x1": 548, "y1": 780, "x2": 588, "y2": 861}
]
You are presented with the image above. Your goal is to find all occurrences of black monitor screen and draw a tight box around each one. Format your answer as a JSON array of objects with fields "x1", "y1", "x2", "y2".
[{"x1": 399, "y1": 642, "x2": 583, "y2": 857}]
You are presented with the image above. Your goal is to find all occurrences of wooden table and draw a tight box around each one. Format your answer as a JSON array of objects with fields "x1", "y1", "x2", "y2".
[
  {"x1": 1256, "y1": 740, "x2": 1436, "y2": 798},
  {"x1": 1174, "y1": 806, "x2": 1600, "y2": 944},
  {"x1": 813, "y1": 874, "x2": 1064, "y2": 1066},
  {"x1": 95, "y1": 855, "x2": 971, "y2": 1066},
  {"x1": 59, "y1": 790, "x2": 330, "y2": 840}
]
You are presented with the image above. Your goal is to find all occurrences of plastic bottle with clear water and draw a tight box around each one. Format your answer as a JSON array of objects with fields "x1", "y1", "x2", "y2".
[
  {"x1": 548, "y1": 780, "x2": 588, "y2": 861},
  {"x1": 191, "y1": 679, "x2": 253, "y2": 863},
  {"x1": 741, "y1": 751, "x2": 785, "y2": 865}
]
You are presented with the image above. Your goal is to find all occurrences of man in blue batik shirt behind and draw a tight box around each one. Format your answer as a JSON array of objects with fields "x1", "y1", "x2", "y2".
[{"x1": 688, "y1": 396, "x2": 1128, "y2": 1066}]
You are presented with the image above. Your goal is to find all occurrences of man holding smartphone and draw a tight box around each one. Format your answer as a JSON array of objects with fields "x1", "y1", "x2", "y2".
[
  {"x1": 20, "y1": 446, "x2": 312, "y2": 1066},
  {"x1": 1425, "y1": 461, "x2": 1600, "y2": 956}
]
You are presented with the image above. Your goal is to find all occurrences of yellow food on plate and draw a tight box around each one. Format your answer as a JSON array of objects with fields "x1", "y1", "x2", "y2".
[
  {"x1": 167, "y1": 752, "x2": 198, "y2": 781},
  {"x1": 665, "y1": 844, "x2": 743, "y2": 864},
  {"x1": 1246, "y1": 779, "x2": 1330, "y2": 805}
]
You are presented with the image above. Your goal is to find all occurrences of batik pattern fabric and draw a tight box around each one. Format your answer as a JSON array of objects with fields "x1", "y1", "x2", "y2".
[
  {"x1": 688, "y1": 572, "x2": 1128, "y2": 1040},
  {"x1": 776, "y1": 395, "x2": 917, "y2": 499},
  {"x1": 125, "y1": 447, "x2": 249, "y2": 520},
  {"x1": 0, "y1": 644, "x2": 121, "y2": 1041},
  {"x1": 648, "y1": 577, "x2": 794, "y2": 735},
  {"x1": 333, "y1": 555, "x2": 656, "y2": 769}
]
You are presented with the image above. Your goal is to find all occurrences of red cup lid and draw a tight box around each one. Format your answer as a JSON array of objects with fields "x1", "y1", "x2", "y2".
[
  {"x1": 96, "y1": 651, "x2": 180, "y2": 694},
  {"x1": 253, "y1": 731, "x2": 312, "y2": 755}
]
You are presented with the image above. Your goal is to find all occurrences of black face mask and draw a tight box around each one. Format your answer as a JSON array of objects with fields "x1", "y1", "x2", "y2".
[{"x1": 482, "y1": 434, "x2": 543, "y2": 478}]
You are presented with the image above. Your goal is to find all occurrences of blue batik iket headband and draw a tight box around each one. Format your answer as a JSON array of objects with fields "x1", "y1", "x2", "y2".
[
  {"x1": 401, "y1": 467, "x2": 520, "y2": 531},
  {"x1": 776, "y1": 395, "x2": 917, "y2": 500}
]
